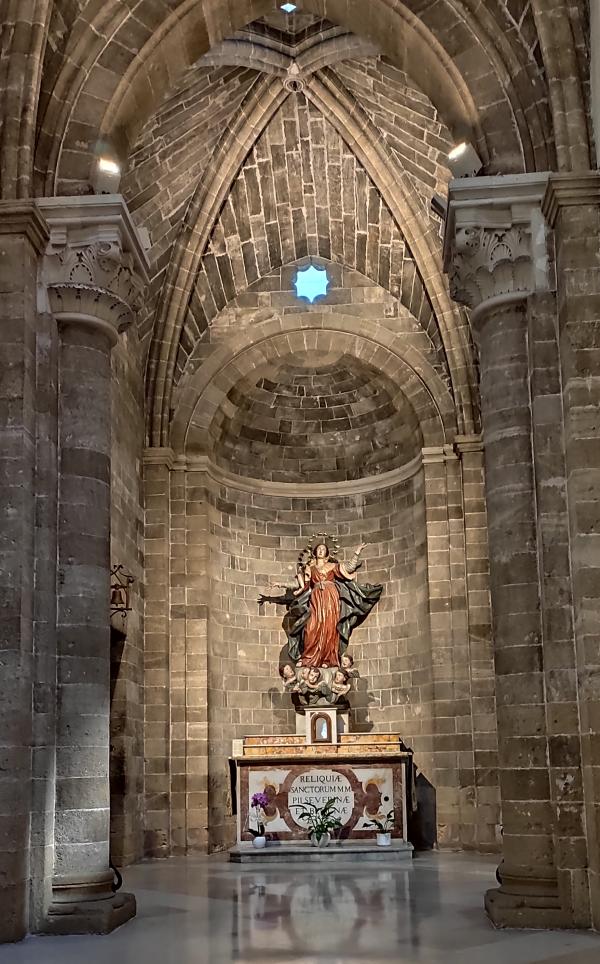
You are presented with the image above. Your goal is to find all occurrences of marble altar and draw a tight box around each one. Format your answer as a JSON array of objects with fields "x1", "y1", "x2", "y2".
[{"x1": 232, "y1": 733, "x2": 413, "y2": 851}]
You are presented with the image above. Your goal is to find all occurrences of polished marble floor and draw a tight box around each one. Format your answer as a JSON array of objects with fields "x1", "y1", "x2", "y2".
[{"x1": 1, "y1": 853, "x2": 600, "y2": 964}]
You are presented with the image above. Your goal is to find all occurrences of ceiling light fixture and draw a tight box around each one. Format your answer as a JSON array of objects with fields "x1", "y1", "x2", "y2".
[
  {"x1": 447, "y1": 142, "x2": 483, "y2": 179},
  {"x1": 98, "y1": 157, "x2": 121, "y2": 175},
  {"x1": 91, "y1": 154, "x2": 122, "y2": 194},
  {"x1": 281, "y1": 3, "x2": 298, "y2": 12}
]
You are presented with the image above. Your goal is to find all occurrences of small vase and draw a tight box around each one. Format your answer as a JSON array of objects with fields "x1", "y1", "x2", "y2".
[
  {"x1": 252, "y1": 835, "x2": 267, "y2": 849},
  {"x1": 376, "y1": 832, "x2": 392, "y2": 847},
  {"x1": 310, "y1": 831, "x2": 331, "y2": 848}
]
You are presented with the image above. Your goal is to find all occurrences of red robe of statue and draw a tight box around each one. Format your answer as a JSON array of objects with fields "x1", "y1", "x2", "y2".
[{"x1": 300, "y1": 564, "x2": 342, "y2": 667}]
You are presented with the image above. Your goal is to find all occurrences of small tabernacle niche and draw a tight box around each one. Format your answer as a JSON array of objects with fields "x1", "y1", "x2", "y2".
[
  {"x1": 306, "y1": 709, "x2": 339, "y2": 745},
  {"x1": 311, "y1": 712, "x2": 333, "y2": 744}
]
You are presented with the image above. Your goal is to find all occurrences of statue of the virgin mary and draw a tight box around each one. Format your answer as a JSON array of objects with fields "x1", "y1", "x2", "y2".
[{"x1": 270, "y1": 534, "x2": 383, "y2": 668}]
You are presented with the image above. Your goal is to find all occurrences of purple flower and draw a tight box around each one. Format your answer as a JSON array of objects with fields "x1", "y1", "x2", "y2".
[{"x1": 251, "y1": 791, "x2": 269, "y2": 809}]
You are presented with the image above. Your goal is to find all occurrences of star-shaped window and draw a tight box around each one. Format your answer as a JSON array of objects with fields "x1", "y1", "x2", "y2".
[{"x1": 293, "y1": 265, "x2": 330, "y2": 304}]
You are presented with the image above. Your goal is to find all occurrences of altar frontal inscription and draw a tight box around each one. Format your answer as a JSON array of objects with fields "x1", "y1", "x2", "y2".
[
  {"x1": 289, "y1": 770, "x2": 354, "y2": 828},
  {"x1": 239, "y1": 762, "x2": 404, "y2": 841}
]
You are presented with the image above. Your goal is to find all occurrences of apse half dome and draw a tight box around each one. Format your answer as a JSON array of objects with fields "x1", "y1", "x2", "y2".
[{"x1": 294, "y1": 265, "x2": 330, "y2": 304}]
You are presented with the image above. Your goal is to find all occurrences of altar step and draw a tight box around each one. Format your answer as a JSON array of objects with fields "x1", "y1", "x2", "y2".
[{"x1": 229, "y1": 839, "x2": 414, "y2": 863}]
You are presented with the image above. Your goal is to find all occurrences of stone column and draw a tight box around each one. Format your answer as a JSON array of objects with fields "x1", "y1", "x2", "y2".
[
  {"x1": 142, "y1": 448, "x2": 174, "y2": 859},
  {"x1": 543, "y1": 173, "x2": 600, "y2": 928},
  {"x1": 38, "y1": 197, "x2": 148, "y2": 934},
  {"x1": 526, "y1": 289, "x2": 590, "y2": 926},
  {"x1": 183, "y1": 462, "x2": 210, "y2": 853},
  {"x1": 591, "y1": 1, "x2": 600, "y2": 168},
  {"x1": 0, "y1": 202, "x2": 49, "y2": 942},
  {"x1": 444, "y1": 174, "x2": 565, "y2": 927},
  {"x1": 421, "y1": 445, "x2": 472, "y2": 849},
  {"x1": 454, "y1": 435, "x2": 499, "y2": 853}
]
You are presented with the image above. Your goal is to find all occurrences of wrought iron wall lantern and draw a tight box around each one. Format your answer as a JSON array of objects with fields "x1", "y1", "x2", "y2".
[{"x1": 110, "y1": 565, "x2": 135, "y2": 638}]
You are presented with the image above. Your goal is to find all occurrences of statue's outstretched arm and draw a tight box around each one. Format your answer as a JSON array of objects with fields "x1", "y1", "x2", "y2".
[
  {"x1": 339, "y1": 542, "x2": 367, "y2": 580},
  {"x1": 269, "y1": 565, "x2": 308, "y2": 594}
]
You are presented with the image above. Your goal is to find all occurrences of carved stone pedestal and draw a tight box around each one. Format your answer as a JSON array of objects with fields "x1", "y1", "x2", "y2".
[{"x1": 485, "y1": 876, "x2": 565, "y2": 930}]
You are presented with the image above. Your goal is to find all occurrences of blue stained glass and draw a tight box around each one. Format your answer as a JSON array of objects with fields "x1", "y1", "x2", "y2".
[
  {"x1": 294, "y1": 265, "x2": 330, "y2": 304},
  {"x1": 280, "y1": 3, "x2": 297, "y2": 12}
]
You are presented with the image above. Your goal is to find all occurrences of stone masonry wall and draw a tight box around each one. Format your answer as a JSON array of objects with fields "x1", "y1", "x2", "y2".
[
  {"x1": 205, "y1": 472, "x2": 430, "y2": 851},
  {"x1": 0, "y1": 212, "x2": 46, "y2": 941},
  {"x1": 210, "y1": 355, "x2": 423, "y2": 484},
  {"x1": 109, "y1": 331, "x2": 146, "y2": 867},
  {"x1": 553, "y1": 196, "x2": 600, "y2": 928},
  {"x1": 176, "y1": 94, "x2": 446, "y2": 384}
]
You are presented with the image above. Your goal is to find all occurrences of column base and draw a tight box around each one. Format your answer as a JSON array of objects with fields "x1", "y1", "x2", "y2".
[
  {"x1": 485, "y1": 883, "x2": 568, "y2": 930},
  {"x1": 42, "y1": 891, "x2": 136, "y2": 936}
]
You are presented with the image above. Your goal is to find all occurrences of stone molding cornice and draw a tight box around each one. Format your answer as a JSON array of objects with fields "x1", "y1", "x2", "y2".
[
  {"x1": 143, "y1": 447, "x2": 175, "y2": 470},
  {"x1": 454, "y1": 434, "x2": 483, "y2": 457},
  {"x1": 541, "y1": 172, "x2": 600, "y2": 228},
  {"x1": 443, "y1": 173, "x2": 552, "y2": 326},
  {"x1": 0, "y1": 200, "x2": 49, "y2": 254},
  {"x1": 422, "y1": 445, "x2": 458, "y2": 465},
  {"x1": 37, "y1": 194, "x2": 150, "y2": 334},
  {"x1": 144, "y1": 451, "x2": 424, "y2": 497}
]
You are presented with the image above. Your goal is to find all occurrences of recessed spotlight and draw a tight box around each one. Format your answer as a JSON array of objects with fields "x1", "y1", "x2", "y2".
[
  {"x1": 92, "y1": 155, "x2": 122, "y2": 194},
  {"x1": 448, "y1": 142, "x2": 468, "y2": 162},
  {"x1": 447, "y1": 142, "x2": 483, "y2": 178},
  {"x1": 281, "y1": 3, "x2": 297, "y2": 12},
  {"x1": 98, "y1": 157, "x2": 121, "y2": 175}
]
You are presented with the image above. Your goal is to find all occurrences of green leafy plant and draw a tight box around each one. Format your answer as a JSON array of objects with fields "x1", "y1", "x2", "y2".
[
  {"x1": 291, "y1": 797, "x2": 343, "y2": 838},
  {"x1": 366, "y1": 809, "x2": 395, "y2": 833}
]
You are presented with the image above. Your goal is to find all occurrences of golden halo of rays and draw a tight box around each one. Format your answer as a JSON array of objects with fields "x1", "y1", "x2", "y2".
[{"x1": 298, "y1": 532, "x2": 341, "y2": 567}]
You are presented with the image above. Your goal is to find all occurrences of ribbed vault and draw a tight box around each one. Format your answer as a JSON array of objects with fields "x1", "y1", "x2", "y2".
[
  {"x1": 1, "y1": 0, "x2": 591, "y2": 204},
  {"x1": 34, "y1": 0, "x2": 568, "y2": 197},
  {"x1": 172, "y1": 94, "x2": 448, "y2": 385},
  {"x1": 2, "y1": 0, "x2": 591, "y2": 460},
  {"x1": 142, "y1": 64, "x2": 477, "y2": 447}
]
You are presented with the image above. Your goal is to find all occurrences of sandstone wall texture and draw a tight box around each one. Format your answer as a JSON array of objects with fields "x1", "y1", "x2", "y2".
[
  {"x1": 552, "y1": 193, "x2": 600, "y2": 927},
  {"x1": 1, "y1": 0, "x2": 598, "y2": 942},
  {"x1": 205, "y1": 475, "x2": 428, "y2": 850},
  {"x1": 141, "y1": 430, "x2": 498, "y2": 857},
  {"x1": 109, "y1": 332, "x2": 145, "y2": 867},
  {"x1": 174, "y1": 93, "x2": 448, "y2": 389},
  {"x1": 0, "y1": 208, "x2": 47, "y2": 942}
]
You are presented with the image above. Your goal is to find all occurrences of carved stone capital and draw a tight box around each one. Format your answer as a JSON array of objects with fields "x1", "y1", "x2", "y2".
[
  {"x1": 37, "y1": 195, "x2": 150, "y2": 341},
  {"x1": 443, "y1": 174, "x2": 553, "y2": 329}
]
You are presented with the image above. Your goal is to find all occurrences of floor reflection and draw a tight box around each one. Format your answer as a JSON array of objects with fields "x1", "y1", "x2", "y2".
[
  {"x1": 228, "y1": 862, "x2": 434, "y2": 960},
  {"x1": 2, "y1": 854, "x2": 600, "y2": 964}
]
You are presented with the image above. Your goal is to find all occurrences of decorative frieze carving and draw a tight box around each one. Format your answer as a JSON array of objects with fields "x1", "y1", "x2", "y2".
[
  {"x1": 443, "y1": 173, "x2": 553, "y2": 326},
  {"x1": 36, "y1": 195, "x2": 150, "y2": 336}
]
